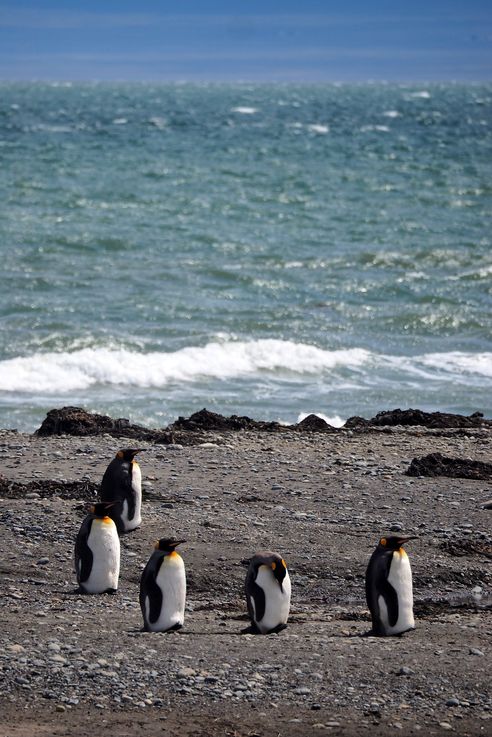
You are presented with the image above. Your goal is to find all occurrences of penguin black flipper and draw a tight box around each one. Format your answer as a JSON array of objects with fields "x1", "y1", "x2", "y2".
[
  {"x1": 366, "y1": 550, "x2": 399, "y2": 633},
  {"x1": 378, "y1": 576, "x2": 399, "y2": 627},
  {"x1": 124, "y1": 462, "x2": 137, "y2": 521},
  {"x1": 75, "y1": 516, "x2": 93, "y2": 584},
  {"x1": 139, "y1": 554, "x2": 164, "y2": 626},
  {"x1": 247, "y1": 580, "x2": 266, "y2": 624}
]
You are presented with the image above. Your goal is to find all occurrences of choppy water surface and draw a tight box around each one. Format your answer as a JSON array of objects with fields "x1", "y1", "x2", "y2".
[{"x1": 1, "y1": 83, "x2": 491, "y2": 430}]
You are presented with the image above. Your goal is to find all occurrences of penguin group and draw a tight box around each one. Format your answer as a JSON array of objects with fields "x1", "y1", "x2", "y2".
[{"x1": 75, "y1": 448, "x2": 416, "y2": 637}]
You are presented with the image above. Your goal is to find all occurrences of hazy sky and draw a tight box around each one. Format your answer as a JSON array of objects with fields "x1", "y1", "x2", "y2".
[{"x1": 0, "y1": 0, "x2": 491, "y2": 82}]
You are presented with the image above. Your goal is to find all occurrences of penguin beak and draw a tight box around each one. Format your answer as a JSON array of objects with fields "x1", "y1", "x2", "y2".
[
  {"x1": 397, "y1": 536, "x2": 417, "y2": 546},
  {"x1": 169, "y1": 540, "x2": 186, "y2": 548}
]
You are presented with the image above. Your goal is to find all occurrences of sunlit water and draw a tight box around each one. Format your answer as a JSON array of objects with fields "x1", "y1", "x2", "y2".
[{"x1": 1, "y1": 83, "x2": 491, "y2": 431}]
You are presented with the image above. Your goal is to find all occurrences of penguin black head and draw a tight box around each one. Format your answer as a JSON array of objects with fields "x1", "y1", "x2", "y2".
[
  {"x1": 116, "y1": 448, "x2": 143, "y2": 462},
  {"x1": 90, "y1": 502, "x2": 116, "y2": 518},
  {"x1": 378, "y1": 536, "x2": 417, "y2": 551},
  {"x1": 271, "y1": 556, "x2": 288, "y2": 589},
  {"x1": 253, "y1": 552, "x2": 288, "y2": 590},
  {"x1": 155, "y1": 538, "x2": 186, "y2": 554}
]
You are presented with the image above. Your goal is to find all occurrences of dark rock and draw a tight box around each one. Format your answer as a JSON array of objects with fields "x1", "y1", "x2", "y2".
[
  {"x1": 170, "y1": 408, "x2": 286, "y2": 433},
  {"x1": 343, "y1": 415, "x2": 370, "y2": 429},
  {"x1": 406, "y1": 453, "x2": 492, "y2": 480},
  {"x1": 296, "y1": 414, "x2": 337, "y2": 432},
  {"x1": 345, "y1": 408, "x2": 490, "y2": 429},
  {"x1": 34, "y1": 406, "x2": 210, "y2": 444},
  {"x1": 36, "y1": 406, "x2": 174, "y2": 443},
  {"x1": 33, "y1": 406, "x2": 491, "y2": 446}
]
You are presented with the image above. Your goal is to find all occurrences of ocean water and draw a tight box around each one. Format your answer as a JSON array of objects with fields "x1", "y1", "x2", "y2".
[{"x1": 1, "y1": 82, "x2": 491, "y2": 432}]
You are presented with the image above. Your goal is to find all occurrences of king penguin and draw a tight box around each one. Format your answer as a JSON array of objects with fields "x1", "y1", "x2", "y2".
[
  {"x1": 74, "y1": 502, "x2": 120, "y2": 594},
  {"x1": 100, "y1": 448, "x2": 143, "y2": 533},
  {"x1": 365, "y1": 535, "x2": 416, "y2": 636},
  {"x1": 245, "y1": 551, "x2": 291, "y2": 634},
  {"x1": 139, "y1": 538, "x2": 186, "y2": 633}
]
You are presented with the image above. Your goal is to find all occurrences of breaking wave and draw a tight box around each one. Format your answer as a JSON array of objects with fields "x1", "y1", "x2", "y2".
[
  {"x1": 0, "y1": 340, "x2": 490, "y2": 395},
  {"x1": 0, "y1": 340, "x2": 369, "y2": 394}
]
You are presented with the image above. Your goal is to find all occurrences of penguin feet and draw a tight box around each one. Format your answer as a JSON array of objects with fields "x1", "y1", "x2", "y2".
[
  {"x1": 240, "y1": 623, "x2": 287, "y2": 635},
  {"x1": 240, "y1": 623, "x2": 260, "y2": 635},
  {"x1": 266, "y1": 623, "x2": 288, "y2": 635},
  {"x1": 105, "y1": 588, "x2": 118, "y2": 595},
  {"x1": 166, "y1": 622, "x2": 183, "y2": 633}
]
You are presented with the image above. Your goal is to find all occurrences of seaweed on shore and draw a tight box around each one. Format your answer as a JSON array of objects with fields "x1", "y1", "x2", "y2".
[
  {"x1": 34, "y1": 406, "x2": 339, "y2": 440},
  {"x1": 439, "y1": 538, "x2": 492, "y2": 559},
  {"x1": 345, "y1": 408, "x2": 490, "y2": 429},
  {"x1": 0, "y1": 476, "x2": 99, "y2": 500},
  {"x1": 406, "y1": 452, "x2": 492, "y2": 480},
  {"x1": 36, "y1": 406, "x2": 174, "y2": 442},
  {"x1": 33, "y1": 405, "x2": 491, "y2": 442},
  {"x1": 170, "y1": 408, "x2": 286, "y2": 432}
]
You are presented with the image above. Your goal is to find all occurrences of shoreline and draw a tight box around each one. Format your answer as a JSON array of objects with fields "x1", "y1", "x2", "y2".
[{"x1": 0, "y1": 419, "x2": 490, "y2": 736}]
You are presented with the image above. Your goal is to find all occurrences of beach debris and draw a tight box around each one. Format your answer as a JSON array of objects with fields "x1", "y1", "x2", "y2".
[
  {"x1": 439, "y1": 538, "x2": 492, "y2": 559},
  {"x1": 0, "y1": 476, "x2": 99, "y2": 500},
  {"x1": 36, "y1": 406, "x2": 172, "y2": 441},
  {"x1": 405, "y1": 452, "x2": 492, "y2": 480},
  {"x1": 345, "y1": 408, "x2": 490, "y2": 429},
  {"x1": 34, "y1": 405, "x2": 491, "y2": 443},
  {"x1": 170, "y1": 408, "x2": 285, "y2": 432}
]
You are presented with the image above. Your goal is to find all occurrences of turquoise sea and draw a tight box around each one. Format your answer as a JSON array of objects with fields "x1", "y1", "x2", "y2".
[{"x1": 0, "y1": 82, "x2": 491, "y2": 432}]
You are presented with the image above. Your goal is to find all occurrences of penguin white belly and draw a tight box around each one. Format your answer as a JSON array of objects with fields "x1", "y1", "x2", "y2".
[
  {"x1": 145, "y1": 553, "x2": 186, "y2": 632},
  {"x1": 378, "y1": 550, "x2": 414, "y2": 635},
  {"x1": 121, "y1": 463, "x2": 142, "y2": 531},
  {"x1": 83, "y1": 519, "x2": 120, "y2": 593},
  {"x1": 253, "y1": 568, "x2": 291, "y2": 634}
]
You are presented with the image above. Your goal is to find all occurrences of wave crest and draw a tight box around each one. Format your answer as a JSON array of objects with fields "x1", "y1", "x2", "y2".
[
  {"x1": 0, "y1": 340, "x2": 370, "y2": 394},
  {"x1": 1, "y1": 341, "x2": 490, "y2": 395}
]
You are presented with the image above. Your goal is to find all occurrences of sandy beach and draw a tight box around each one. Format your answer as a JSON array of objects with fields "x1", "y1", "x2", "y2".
[{"x1": 0, "y1": 416, "x2": 491, "y2": 736}]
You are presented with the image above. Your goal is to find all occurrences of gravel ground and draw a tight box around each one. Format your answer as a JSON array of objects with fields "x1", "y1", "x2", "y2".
[{"x1": 0, "y1": 426, "x2": 491, "y2": 737}]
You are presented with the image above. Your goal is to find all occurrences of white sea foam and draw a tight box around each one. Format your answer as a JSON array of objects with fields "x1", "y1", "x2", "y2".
[
  {"x1": 307, "y1": 124, "x2": 329, "y2": 134},
  {"x1": 383, "y1": 352, "x2": 492, "y2": 381},
  {"x1": 382, "y1": 110, "x2": 402, "y2": 118},
  {"x1": 360, "y1": 125, "x2": 390, "y2": 133},
  {"x1": 231, "y1": 107, "x2": 258, "y2": 114},
  {"x1": 148, "y1": 116, "x2": 167, "y2": 129},
  {"x1": 0, "y1": 342, "x2": 490, "y2": 395},
  {"x1": 0, "y1": 341, "x2": 370, "y2": 394},
  {"x1": 418, "y1": 352, "x2": 492, "y2": 378}
]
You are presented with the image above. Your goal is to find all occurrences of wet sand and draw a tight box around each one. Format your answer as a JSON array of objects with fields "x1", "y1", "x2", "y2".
[{"x1": 0, "y1": 425, "x2": 490, "y2": 736}]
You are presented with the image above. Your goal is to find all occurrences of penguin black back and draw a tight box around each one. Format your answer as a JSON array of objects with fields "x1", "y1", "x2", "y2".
[{"x1": 100, "y1": 448, "x2": 143, "y2": 532}]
